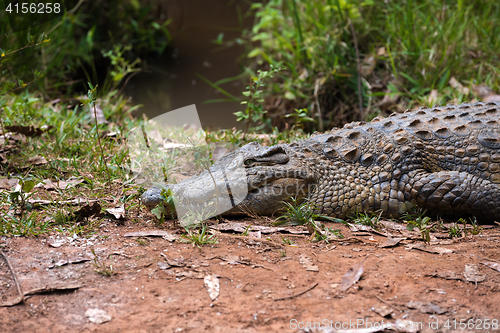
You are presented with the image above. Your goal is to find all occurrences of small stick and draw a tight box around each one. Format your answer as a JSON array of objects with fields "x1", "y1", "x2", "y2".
[
  {"x1": 274, "y1": 282, "x2": 318, "y2": 301},
  {"x1": 324, "y1": 236, "x2": 368, "y2": 243},
  {"x1": 93, "y1": 102, "x2": 111, "y2": 184},
  {"x1": 349, "y1": 18, "x2": 363, "y2": 118},
  {"x1": 0, "y1": 249, "x2": 24, "y2": 305},
  {"x1": 223, "y1": 234, "x2": 284, "y2": 247}
]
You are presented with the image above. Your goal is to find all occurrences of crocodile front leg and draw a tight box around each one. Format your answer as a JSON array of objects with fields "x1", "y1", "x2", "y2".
[{"x1": 409, "y1": 170, "x2": 500, "y2": 222}]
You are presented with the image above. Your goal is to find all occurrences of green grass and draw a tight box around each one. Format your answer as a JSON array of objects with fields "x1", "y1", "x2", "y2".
[
  {"x1": 0, "y1": 90, "x2": 142, "y2": 236},
  {"x1": 216, "y1": 0, "x2": 500, "y2": 131},
  {"x1": 90, "y1": 248, "x2": 115, "y2": 277},
  {"x1": 349, "y1": 210, "x2": 382, "y2": 229},
  {"x1": 274, "y1": 196, "x2": 322, "y2": 226},
  {"x1": 179, "y1": 224, "x2": 218, "y2": 248},
  {"x1": 274, "y1": 196, "x2": 345, "y2": 243},
  {"x1": 280, "y1": 235, "x2": 294, "y2": 245}
]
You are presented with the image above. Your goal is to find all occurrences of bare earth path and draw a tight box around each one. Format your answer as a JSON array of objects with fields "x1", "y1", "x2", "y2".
[{"x1": 1, "y1": 218, "x2": 499, "y2": 333}]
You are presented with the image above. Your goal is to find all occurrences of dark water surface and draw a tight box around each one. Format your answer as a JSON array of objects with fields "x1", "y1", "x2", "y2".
[{"x1": 124, "y1": 0, "x2": 253, "y2": 130}]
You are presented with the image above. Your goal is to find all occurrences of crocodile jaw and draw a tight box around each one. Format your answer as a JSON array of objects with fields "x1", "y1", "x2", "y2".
[{"x1": 140, "y1": 142, "x2": 315, "y2": 216}]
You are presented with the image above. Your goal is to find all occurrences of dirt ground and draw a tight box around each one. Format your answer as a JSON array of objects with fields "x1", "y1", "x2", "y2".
[{"x1": 1, "y1": 216, "x2": 499, "y2": 333}]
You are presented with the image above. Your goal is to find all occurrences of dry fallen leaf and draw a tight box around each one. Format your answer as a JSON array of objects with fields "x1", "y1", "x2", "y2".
[
  {"x1": 463, "y1": 264, "x2": 486, "y2": 284},
  {"x1": 124, "y1": 230, "x2": 178, "y2": 241},
  {"x1": 482, "y1": 262, "x2": 500, "y2": 272},
  {"x1": 24, "y1": 282, "x2": 82, "y2": 296},
  {"x1": 405, "y1": 301, "x2": 447, "y2": 314},
  {"x1": 213, "y1": 222, "x2": 308, "y2": 235},
  {"x1": 361, "y1": 55, "x2": 376, "y2": 77},
  {"x1": 372, "y1": 304, "x2": 393, "y2": 318},
  {"x1": 377, "y1": 47, "x2": 386, "y2": 57},
  {"x1": 378, "y1": 76, "x2": 404, "y2": 112},
  {"x1": 341, "y1": 257, "x2": 367, "y2": 291},
  {"x1": 449, "y1": 77, "x2": 470, "y2": 95},
  {"x1": 27, "y1": 198, "x2": 101, "y2": 206},
  {"x1": 0, "y1": 178, "x2": 19, "y2": 190},
  {"x1": 72, "y1": 202, "x2": 101, "y2": 222},
  {"x1": 484, "y1": 95, "x2": 500, "y2": 102},
  {"x1": 299, "y1": 254, "x2": 319, "y2": 272},
  {"x1": 105, "y1": 204, "x2": 125, "y2": 219},
  {"x1": 204, "y1": 275, "x2": 220, "y2": 301},
  {"x1": 473, "y1": 83, "x2": 495, "y2": 99},
  {"x1": 427, "y1": 271, "x2": 463, "y2": 281},
  {"x1": 34, "y1": 178, "x2": 84, "y2": 191},
  {"x1": 428, "y1": 89, "x2": 438, "y2": 105},
  {"x1": 27, "y1": 155, "x2": 48, "y2": 166},
  {"x1": 4, "y1": 125, "x2": 53, "y2": 137},
  {"x1": 378, "y1": 237, "x2": 405, "y2": 248}
]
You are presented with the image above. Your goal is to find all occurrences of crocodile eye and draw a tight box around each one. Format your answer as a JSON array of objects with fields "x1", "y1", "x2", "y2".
[{"x1": 244, "y1": 159, "x2": 256, "y2": 166}]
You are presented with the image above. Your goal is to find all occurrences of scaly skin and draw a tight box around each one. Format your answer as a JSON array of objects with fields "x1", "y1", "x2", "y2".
[{"x1": 142, "y1": 101, "x2": 500, "y2": 222}]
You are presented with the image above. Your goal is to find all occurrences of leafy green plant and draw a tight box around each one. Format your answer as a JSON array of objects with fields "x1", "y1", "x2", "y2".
[
  {"x1": 284, "y1": 108, "x2": 315, "y2": 131},
  {"x1": 402, "y1": 207, "x2": 428, "y2": 222},
  {"x1": 180, "y1": 224, "x2": 218, "y2": 249},
  {"x1": 310, "y1": 224, "x2": 344, "y2": 243},
  {"x1": 151, "y1": 188, "x2": 176, "y2": 224},
  {"x1": 234, "y1": 65, "x2": 282, "y2": 137},
  {"x1": 274, "y1": 196, "x2": 344, "y2": 242},
  {"x1": 406, "y1": 216, "x2": 434, "y2": 243},
  {"x1": 0, "y1": 88, "x2": 140, "y2": 236}
]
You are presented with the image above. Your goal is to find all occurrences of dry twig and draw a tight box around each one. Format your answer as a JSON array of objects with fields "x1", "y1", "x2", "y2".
[
  {"x1": 0, "y1": 249, "x2": 24, "y2": 306},
  {"x1": 274, "y1": 282, "x2": 318, "y2": 301}
]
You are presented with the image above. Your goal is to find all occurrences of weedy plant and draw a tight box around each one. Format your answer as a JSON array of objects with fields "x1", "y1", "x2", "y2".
[
  {"x1": 405, "y1": 215, "x2": 434, "y2": 243},
  {"x1": 90, "y1": 248, "x2": 114, "y2": 277},
  {"x1": 458, "y1": 217, "x2": 482, "y2": 236},
  {"x1": 448, "y1": 222, "x2": 463, "y2": 238},
  {"x1": 180, "y1": 224, "x2": 218, "y2": 249},
  {"x1": 151, "y1": 188, "x2": 177, "y2": 224},
  {"x1": 280, "y1": 236, "x2": 294, "y2": 245},
  {"x1": 0, "y1": 176, "x2": 52, "y2": 236},
  {"x1": 235, "y1": 65, "x2": 283, "y2": 137},
  {"x1": 278, "y1": 249, "x2": 287, "y2": 257},
  {"x1": 135, "y1": 238, "x2": 150, "y2": 246},
  {"x1": 350, "y1": 210, "x2": 383, "y2": 229},
  {"x1": 275, "y1": 196, "x2": 345, "y2": 242},
  {"x1": 274, "y1": 196, "x2": 323, "y2": 226}
]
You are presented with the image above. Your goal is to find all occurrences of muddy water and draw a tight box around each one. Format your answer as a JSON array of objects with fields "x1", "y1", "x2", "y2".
[{"x1": 124, "y1": 0, "x2": 253, "y2": 130}]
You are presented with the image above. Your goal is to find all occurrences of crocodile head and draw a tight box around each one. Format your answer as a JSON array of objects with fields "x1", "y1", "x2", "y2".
[{"x1": 141, "y1": 141, "x2": 316, "y2": 216}]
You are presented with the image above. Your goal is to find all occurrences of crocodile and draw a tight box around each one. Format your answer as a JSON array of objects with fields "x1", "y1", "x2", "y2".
[{"x1": 141, "y1": 101, "x2": 500, "y2": 223}]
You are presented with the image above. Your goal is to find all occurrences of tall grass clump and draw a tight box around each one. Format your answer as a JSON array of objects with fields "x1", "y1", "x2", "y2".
[{"x1": 229, "y1": 0, "x2": 500, "y2": 131}]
